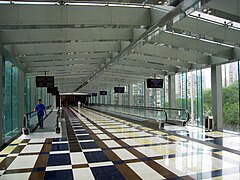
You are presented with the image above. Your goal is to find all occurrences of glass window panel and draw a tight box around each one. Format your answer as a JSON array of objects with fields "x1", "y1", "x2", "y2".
[
  {"x1": 25, "y1": 77, "x2": 31, "y2": 113},
  {"x1": 12, "y1": 66, "x2": 18, "y2": 131},
  {"x1": 222, "y1": 62, "x2": 240, "y2": 133},
  {"x1": 4, "y1": 61, "x2": 12, "y2": 139},
  {"x1": 202, "y1": 68, "x2": 212, "y2": 118},
  {"x1": 187, "y1": 71, "x2": 197, "y2": 126},
  {"x1": 122, "y1": 86, "x2": 129, "y2": 105},
  {"x1": 4, "y1": 61, "x2": 19, "y2": 141},
  {"x1": 133, "y1": 82, "x2": 144, "y2": 106},
  {"x1": 165, "y1": 76, "x2": 168, "y2": 107},
  {"x1": 175, "y1": 73, "x2": 183, "y2": 109}
]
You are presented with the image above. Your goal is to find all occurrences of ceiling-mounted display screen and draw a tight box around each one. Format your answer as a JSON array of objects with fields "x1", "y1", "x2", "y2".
[
  {"x1": 114, "y1": 87, "x2": 125, "y2": 93},
  {"x1": 147, "y1": 78, "x2": 164, "y2": 88},
  {"x1": 47, "y1": 87, "x2": 58, "y2": 93},
  {"x1": 52, "y1": 90, "x2": 59, "y2": 96},
  {"x1": 92, "y1": 93, "x2": 97, "y2": 96},
  {"x1": 36, "y1": 76, "x2": 54, "y2": 87},
  {"x1": 100, "y1": 91, "x2": 107, "y2": 95}
]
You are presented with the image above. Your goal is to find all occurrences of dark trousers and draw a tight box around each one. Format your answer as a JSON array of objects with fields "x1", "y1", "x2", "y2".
[{"x1": 37, "y1": 115, "x2": 44, "y2": 128}]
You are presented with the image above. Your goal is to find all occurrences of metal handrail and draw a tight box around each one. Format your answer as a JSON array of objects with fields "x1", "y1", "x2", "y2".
[
  {"x1": 55, "y1": 107, "x2": 61, "y2": 133},
  {"x1": 24, "y1": 111, "x2": 37, "y2": 129},
  {"x1": 152, "y1": 107, "x2": 190, "y2": 126},
  {"x1": 89, "y1": 104, "x2": 190, "y2": 126},
  {"x1": 23, "y1": 105, "x2": 53, "y2": 132},
  {"x1": 89, "y1": 104, "x2": 168, "y2": 128},
  {"x1": 56, "y1": 107, "x2": 60, "y2": 128}
]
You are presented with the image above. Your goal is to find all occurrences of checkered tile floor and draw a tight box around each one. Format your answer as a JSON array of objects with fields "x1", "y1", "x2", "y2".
[{"x1": 0, "y1": 107, "x2": 239, "y2": 180}]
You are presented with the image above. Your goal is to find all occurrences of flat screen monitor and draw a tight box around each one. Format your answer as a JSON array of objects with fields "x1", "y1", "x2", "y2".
[
  {"x1": 92, "y1": 93, "x2": 97, "y2": 96},
  {"x1": 36, "y1": 76, "x2": 54, "y2": 87},
  {"x1": 114, "y1": 87, "x2": 125, "y2": 93},
  {"x1": 52, "y1": 91, "x2": 59, "y2": 96},
  {"x1": 147, "y1": 78, "x2": 164, "y2": 88},
  {"x1": 47, "y1": 87, "x2": 58, "y2": 93},
  {"x1": 100, "y1": 91, "x2": 107, "y2": 95}
]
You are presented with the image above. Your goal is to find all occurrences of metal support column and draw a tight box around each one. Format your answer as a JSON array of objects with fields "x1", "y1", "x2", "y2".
[
  {"x1": 168, "y1": 75, "x2": 176, "y2": 108},
  {"x1": 119, "y1": 93, "x2": 123, "y2": 105},
  {"x1": 144, "y1": 80, "x2": 149, "y2": 107},
  {"x1": 211, "y1": 65, "x2": 223, "y2": 131},
  {"x1": 128, "y1": 84, "x2": 133, "y2": 106},
  {"x1": 18, "y1": 69, "x2": 25, "y2": 129}
]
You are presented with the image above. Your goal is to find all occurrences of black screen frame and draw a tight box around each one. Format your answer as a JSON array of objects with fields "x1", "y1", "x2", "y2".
[
  {"x1": 147, "y1": 78, "x2": 164, "y2": 88},
  {"x1": 99, "y1": 91, "x2": 107, "y2": 95},
  {"x1": 36, "y1": 76, "x2": 54, "y2": 88},
  {"x1": 47, "y1": 87, "x2": 58, "y2": 93},
  {"x1": 114, "y1": 87, "x2": 125, "y2": 93}
]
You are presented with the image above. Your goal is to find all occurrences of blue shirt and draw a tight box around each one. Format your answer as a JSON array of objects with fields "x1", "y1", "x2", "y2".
[{"x1": 35, "y1": 104, "x2": 45, "y2": 116}]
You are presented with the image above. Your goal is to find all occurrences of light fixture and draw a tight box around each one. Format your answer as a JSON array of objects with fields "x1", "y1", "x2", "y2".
[{"x1": 202, "y1": 8, "x2": 208, "y2": 13}]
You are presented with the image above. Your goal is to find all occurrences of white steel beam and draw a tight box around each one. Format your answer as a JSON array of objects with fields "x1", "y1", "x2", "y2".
[
  {"x1": 25, "y1": 58, "x2": 105, "y2": 68},
  {"x1": 119, "y1": 59, "x2": 178, "y2": 72},
  {"x1": 0, "y1": 5, "x2": 150, "y2": 26},
  {"x1": 19, "y1": 52, "x2": 111, "y2": 62},
  {"x1": 173, "y1": 15, "x2": 240, "y2": 45},
  {"x1": 29, "y1": 64, "x2": 99, "y2": 72},
  {"x1": 152, "y1": 31, "x2": 232, "y2": 58},
  {"x1": 0, "y1": 28, "x2": 133, "y2": 44},
  {"x1": 5, "y1": 41, "x2": 121, "y2": 56}
]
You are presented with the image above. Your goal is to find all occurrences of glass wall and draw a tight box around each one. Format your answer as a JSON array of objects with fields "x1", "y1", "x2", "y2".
[
  {"x1": 4, "y1": 60, "x2": 19, "y2": 141},
  {"x1": 91, "y1": 95, "x2": 97, "y2": 104},
  {"x1": 221, "y1": 62, "x2": 240, "y2": 133},
  {"x1": 133, "y1": 82, "x2": 144, "y2": 106},
  {"x1": 26, "y1": 76, "x2": 53, "y2": 111},
  {"x1": 164, "y1": 76, "x2": 168, "y2": 107},
  {"x1": 202, "y1": 68, "x2": 212, "y2": 118},
  {"x1": 175, "y1": 72, "x2": 188, "y2": 109},
  {"x1": 25, "y1": 77, "x2": 32, "y2": 112},
  {"x1": 12, "y1": 66, "x2": 18, "y2": 131},
  {"x1": 196, "y1": 69, "x2": 203, "y2": 127},
  {"x1": 149, "y1": 87, "x2": 164, "y2": 107},
  {"x1": 149, "y1": 88, "x2": 157, "y2": 107},
  {"x1": 100, "y1": 94, "x2": 107, "y2": 104},
  {"x1": 107, "y1": 89, "x2": 112, "y2": 104},
  {"x1": 175, "y1": 73, "x2": 183, "y2": 109},
  {"x1": 113, "y1": 88, "x2": 119, "y2": 105},
  {"x1": 187, "y1": 70, "x2": 198, "y2": 126},
  {"x1": 122, "y1": 85, "x2": 129, "y2": 105}
]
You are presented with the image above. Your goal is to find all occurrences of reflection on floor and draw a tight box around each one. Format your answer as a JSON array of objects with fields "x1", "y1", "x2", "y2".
[
  {"x1": 164, "y1": 125, "x2": 240, "y2": 151},
  {"x1": 0, "y1": 107, "x2": 239, "y2": 179}
]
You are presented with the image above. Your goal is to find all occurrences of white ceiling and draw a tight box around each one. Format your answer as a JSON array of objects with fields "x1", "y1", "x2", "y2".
[{"x1": 0, "y1": 0, "x2": 239, "y2": 93}]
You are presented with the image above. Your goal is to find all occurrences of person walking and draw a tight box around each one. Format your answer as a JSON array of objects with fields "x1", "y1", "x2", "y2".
[{"x1": 33, "y1": 99, "x2": 46, "y2": 129}]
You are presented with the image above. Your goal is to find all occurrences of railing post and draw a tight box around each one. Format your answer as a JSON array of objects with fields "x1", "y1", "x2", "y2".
[
  {"x1": 22, "y1": 114, "x2": 29, "y2": 135},
  {"x1": 55, "y1": 107, "x2": 60, "y2": 133}
]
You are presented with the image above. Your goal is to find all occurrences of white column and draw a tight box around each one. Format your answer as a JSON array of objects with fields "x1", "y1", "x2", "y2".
[
  {"x1": 144, "y1": 80, "x2": 149, "y2": 107},
  {"x1": 30, "y1": 77, "x2": 36, "y2": 109},
  {"x1": 168, "y1": 75, "x2": 176, "y2": 108},
  {"x1": 119, "y1": 93, "x2": 123, "y2": 105},
  {"x1": 211, "y1": 65, "x2": 223, "y2": 131},
  {"x1": 98, "y1": 94, "x2": 100, "y2": 104},
  {"x1": 18, "y1": 69, "x2": 25, "y2": 128},
  {"x1": 190, "y1": 72, "x2": 195, "y2": 124},
  {"x1": 128, "y1": 84, "x2": 133, "y2": 106}
]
